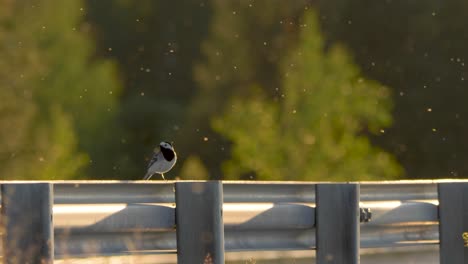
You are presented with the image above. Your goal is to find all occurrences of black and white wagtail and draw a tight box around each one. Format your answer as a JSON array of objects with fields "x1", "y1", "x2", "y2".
[{"x1": 143, "y1": 141, "x2": 177, "y2": 180}]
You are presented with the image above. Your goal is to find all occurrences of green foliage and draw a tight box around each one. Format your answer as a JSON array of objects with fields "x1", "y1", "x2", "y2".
[
  {"x1": 0, "y1": 0, "x2": 121, "y2": 179},
  {"x1": 31, "y1": 107, "x2": 89, "y2": 180},
  {"x1": 178, "y1": 155, "x2": 209, "y2": 180},
  {"x1": 4, "y1": 0, "x2": 468, "y2": 181},
  {"x1": 213, "y1": 11, "x2": 401, "y2": 181},
  {"x1": 318, "y1": 1, "x2": 468, "y2": 178}
]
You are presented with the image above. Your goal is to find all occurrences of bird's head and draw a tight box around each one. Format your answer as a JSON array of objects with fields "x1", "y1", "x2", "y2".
[
  {"x1": 159, "y1": 141, "x2": 174, "y2": 152},
  {"x1": 159, "y1": 141, "x2": 176, "y2": 161}
]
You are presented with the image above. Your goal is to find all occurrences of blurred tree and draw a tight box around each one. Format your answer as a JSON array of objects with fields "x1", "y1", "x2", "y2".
[
  {"x1": 178, "y1": 155, "x2": 209, "y2": 180},
  {"x1": 318, "y1": 1, "x2": 468, "y2": 178},
  {"x1": 0, "y1": 0, "x2": 121, "y2": 179},
  {"x1": 213, "y1": 11, "x2": 401, "y2": 180}
]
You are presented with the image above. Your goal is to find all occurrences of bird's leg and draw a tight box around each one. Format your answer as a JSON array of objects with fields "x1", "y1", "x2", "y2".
[{"x1": 161, "y1": 173, "x2": 166, "y2": 180}]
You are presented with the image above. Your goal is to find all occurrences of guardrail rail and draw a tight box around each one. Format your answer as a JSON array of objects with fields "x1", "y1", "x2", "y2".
[{"x1": 0, "y1": 180, "x2": 467, "y2": 264}]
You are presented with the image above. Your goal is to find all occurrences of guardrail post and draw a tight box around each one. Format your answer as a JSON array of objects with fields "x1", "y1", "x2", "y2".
[
  {"x1": 1, "y1": 183, "x2": 54, "y2": 264},
  {"x1": 438, "y1": 182, "x2": 468, "y2": 264},
  {"x1": 316, "y1": 183, "x2": 359, "y2": 264},
  {"x1": 175, "y1": 181, "x2": 224, "y2": 264}
]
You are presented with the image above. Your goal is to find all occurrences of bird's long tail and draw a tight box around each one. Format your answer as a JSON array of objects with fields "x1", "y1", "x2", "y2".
[{"x1": 143, "y1": 172, "x2": 153, "y2": 180}]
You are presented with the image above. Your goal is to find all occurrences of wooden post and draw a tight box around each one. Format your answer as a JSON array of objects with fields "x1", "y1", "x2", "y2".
[
  {"x1": 1, "y1": 183, "x2": 54, "y2": 264},
  {"x1": 316, "y1": 183, "x2": 359, "y2": 264},
  {"x1": 438, "y1": 183, "x2": 468, "y2": 264},
  {"x1": 175, "y1": 181, "x2": 224, "y2": 264}
]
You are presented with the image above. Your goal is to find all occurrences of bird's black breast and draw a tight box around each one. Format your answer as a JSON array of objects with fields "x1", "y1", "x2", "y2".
[{"x1": 161, "y1": 148, "x2": 175, "y2": 161}]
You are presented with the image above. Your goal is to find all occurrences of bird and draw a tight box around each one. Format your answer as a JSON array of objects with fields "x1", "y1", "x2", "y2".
[{"x1": 143, "y1": 141, "x2": 177, "y2": 180}]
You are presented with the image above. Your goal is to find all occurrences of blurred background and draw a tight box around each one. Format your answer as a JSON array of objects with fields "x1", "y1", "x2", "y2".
[{"x1": 1, "y1": 0, "x2": 467, "y2": 181}]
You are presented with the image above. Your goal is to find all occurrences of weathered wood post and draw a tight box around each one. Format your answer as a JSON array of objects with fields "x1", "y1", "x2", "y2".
[
  {"x1": 316, "y1": 183, "x2": 360, "y2": 264},
  {"x1": 175, "y1": 181, "x2": 224, "y2": 264},
  {"x1": 438, "y1": 182, "x2": 468, "y2": 264},
  {"x1": 1, "y1": 183, "x2": 54, "y2": 264}
]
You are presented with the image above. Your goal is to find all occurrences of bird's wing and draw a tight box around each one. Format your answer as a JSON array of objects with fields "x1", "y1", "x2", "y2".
[
  {"x1": 147, "y1": 152, "x2": 159, "y2": 169},
  {"x1": 143, "y1": 152, "x2": 160, "y2": 180}
]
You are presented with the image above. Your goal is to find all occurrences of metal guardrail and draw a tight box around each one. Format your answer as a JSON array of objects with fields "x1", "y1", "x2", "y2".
[{"x1": 1, "y1": 180, "x2": 467, "y2": 264}]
